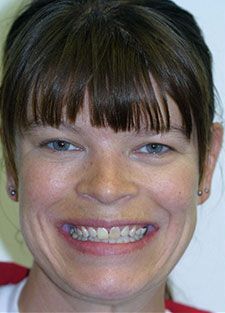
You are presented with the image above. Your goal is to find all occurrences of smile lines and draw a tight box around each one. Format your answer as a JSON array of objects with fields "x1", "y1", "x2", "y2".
[{"x1": 63, "y1": 224, "x2": 156, "y2": 244}]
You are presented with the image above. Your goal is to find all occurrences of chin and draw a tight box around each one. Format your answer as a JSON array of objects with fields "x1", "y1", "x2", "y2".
[
  {"x1": 63, "y1": 268, "x2": 160, "y2": 304},
  {"x1": 72, "y1": 282, "x2": 143, "y2": 303}
]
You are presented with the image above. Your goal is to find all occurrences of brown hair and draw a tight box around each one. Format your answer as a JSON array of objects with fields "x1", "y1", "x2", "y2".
[{"x1": 0, "y1": 0, "x2": 214, "y2": 186}]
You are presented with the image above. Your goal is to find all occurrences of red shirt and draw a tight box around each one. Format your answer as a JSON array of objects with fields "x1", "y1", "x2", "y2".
[{"x1": 0, "y1": 262, "x2": 210, "y2": 313}]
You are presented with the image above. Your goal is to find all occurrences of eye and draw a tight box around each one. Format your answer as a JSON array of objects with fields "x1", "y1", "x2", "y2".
[
  {"x1": 43, "y1": 140, "x2": 81, "y2": 152},
  {"x1": 137, "y1": 143, "x2": 170, "y2": 155}
]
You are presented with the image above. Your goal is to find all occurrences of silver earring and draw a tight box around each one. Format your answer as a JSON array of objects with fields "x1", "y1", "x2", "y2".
[
  {"x1": 198, "y1": 190, "x2": 203, "y2": 196},
  {"x1": 9, "y1": 187, "x2": 16, "y2": 197},
  {"x1": 204, "y1": 188, "x2": 210, "y2": 194}
]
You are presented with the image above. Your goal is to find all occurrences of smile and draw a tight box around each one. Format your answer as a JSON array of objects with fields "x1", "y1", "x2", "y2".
[{"x1": 63, "y1": 224, "x2": 156, "y2": 244}]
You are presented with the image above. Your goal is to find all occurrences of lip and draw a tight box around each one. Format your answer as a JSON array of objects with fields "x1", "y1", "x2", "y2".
[{"x1": 57, "y1": 219, "x2": 159, "y2": 256}]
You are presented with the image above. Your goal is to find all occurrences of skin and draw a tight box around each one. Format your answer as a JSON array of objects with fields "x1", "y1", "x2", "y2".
[{"x1": 6, "y1": 93, "x2": 222, "y2": 312}]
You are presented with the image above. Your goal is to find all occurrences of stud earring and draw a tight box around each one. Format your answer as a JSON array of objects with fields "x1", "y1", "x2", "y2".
[
  {"x1": 8, "y1": 187, "x2": 17, "y2": 197},
  {"x1": 198, "y1": 188, "x2": 210, "y2": 196}
]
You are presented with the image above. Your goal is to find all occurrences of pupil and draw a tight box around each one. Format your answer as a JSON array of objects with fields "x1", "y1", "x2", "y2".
[
  {"x1": 55, "y1": 141, "x2": 68, "y2": 150},
  {"x1": 147, "y1": 144, "x2": 162, "y2": 153},
  {"x1": 58, "y1": 141, "x2": 65, "y2": 147}
]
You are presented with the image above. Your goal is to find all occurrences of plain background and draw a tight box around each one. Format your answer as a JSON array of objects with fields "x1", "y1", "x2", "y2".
[{"x1": 0, "y1": 0, "x2": 224, "y2": 311}]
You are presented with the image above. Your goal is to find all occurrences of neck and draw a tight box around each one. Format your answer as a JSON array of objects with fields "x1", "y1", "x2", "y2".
[{"x1": 19, "y1": 262, "x2": 166, "y2": 313}]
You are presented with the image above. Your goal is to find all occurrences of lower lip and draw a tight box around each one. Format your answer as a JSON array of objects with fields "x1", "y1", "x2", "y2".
[{"x1": 58, "y1": 226, "x2": 158, "y2": 256}]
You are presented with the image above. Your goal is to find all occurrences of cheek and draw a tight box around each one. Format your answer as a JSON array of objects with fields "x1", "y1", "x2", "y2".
[
  {"x1": 17, "y1": 159, "x2": 76, "y2": 255},
  {"x1": 18, "y1": 159, "x2": 72, "y2": 211},
  {"x1": 143, "y1": 161, "x2": 199, "y2": 216}
]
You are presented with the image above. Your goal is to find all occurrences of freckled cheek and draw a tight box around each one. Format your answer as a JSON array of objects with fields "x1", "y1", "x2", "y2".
[
  {"x1": 146, "y1": 167, "x2": 199, "y2": 215},
  {"x1": 18, "y1": 161, "x2": 72, "y2": 210}
]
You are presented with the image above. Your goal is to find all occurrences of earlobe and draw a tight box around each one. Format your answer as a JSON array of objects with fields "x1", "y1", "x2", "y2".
[
  {"x1": 7, "y1": 186, "x2": 17, "y2": 201},
  {"x1": 197, "y1": 188, "x2": 210, "y2": 197},
  {"x1": 198, "y1": 123, "x2": 223, "y2": 205},
  {"x1": 6, "y1": 171, "x2": 18, "y2": 202}
]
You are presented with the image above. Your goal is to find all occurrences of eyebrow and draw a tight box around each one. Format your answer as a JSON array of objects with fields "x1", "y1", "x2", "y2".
[
  {"x1": 59, "y1": 121, "x2": 187, "y2": 135},
  {"x1": 25, "y1": 121, "x2": 82, "y2": 133},
  {"x1": 134, "y1": 124, "x2": 188, "y2": 137}
]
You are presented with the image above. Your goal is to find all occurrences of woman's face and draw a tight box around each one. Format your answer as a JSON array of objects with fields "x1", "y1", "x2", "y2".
[{"x1": 11, "y1": 94, "x2": 214, "y2": 303}]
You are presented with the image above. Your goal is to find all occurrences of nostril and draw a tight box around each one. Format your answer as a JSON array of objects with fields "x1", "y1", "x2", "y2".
[
  {"x1": 75, "y1": 158, "x2": 139, "y2": 204},
  {"x1": 77, "y1": 188, "x2": 132, "y2": 205},
  {"x1": 76, "y1": 176, "x2": 138, "y2": 204}
]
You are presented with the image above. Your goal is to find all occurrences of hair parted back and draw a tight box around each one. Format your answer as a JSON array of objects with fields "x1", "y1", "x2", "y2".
[{"x1": 0, "y1": 0, "x2": 214, "y2": 185}]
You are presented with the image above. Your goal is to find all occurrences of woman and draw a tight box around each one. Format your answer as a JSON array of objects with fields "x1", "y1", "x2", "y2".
[{"x1": 0, "y1": 0, "x2": 223, "y2": 312}]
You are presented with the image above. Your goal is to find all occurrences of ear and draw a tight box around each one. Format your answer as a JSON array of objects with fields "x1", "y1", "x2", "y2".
[
  {"x1": 6, "y1": 168, "x2": 18, "y2": 202},
  {"x1": 198, "y1": 123, "x2": 223, "y2": 205}
]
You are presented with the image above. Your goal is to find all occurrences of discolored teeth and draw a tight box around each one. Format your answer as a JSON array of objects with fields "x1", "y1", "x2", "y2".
[{"x1": 66, "y1": 225, "x2": 150, "y2": 244}]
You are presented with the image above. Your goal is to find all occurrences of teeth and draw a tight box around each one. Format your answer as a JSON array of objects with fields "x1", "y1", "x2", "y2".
[
  {"x1": 97, "y1": 228, "x2": 108, "y2": 240},
  {"x1": 120, "y1": 226, "x2": 129, "y2": 237},
  {"x1": 109, "y1": 227, "x2": 120, "y2": 240},
  {"x1": 69, "y1": 227, "x2": 76, "y2": 235},
  {"x1": 81, "y1": 226, "x2": 89, "y2": 238},
  {"x1": 72, "y1": 232, "x2": 78, "y2": 239},
  {"x1": 66, "y1": 224, "x2": 150, "y2": 244},
  {"x1": 88, "y1": 227, "x2": 97, "y2": 238},
  {"x1": 129, "y1": 226, "x2": 137, "y2": 237},
  {"x1": 77, "y1": 228, "x2": 83, "y2": 237}
]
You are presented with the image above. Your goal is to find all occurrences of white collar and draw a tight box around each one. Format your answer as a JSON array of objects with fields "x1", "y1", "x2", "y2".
[{"x1": 0, "y1": 277, "x2": 27, "y2": 313}]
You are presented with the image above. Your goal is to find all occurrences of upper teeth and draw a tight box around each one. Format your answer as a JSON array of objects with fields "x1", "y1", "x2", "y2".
[{"x1": 68, "y1": 225, "x2": 148, "y2": 243}]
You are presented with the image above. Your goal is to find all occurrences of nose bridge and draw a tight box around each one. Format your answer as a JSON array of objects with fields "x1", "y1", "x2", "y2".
[{"x1": 76, "y1": 151, "x2": 138, "y2": 204}]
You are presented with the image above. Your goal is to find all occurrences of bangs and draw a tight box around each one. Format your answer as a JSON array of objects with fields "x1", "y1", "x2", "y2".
[
  {"x1": 3, "y1": 1, "x2": 197, "y2": 138},
  {"x1": 15, "y1": 31, "x2": 172, "y2": 134}
]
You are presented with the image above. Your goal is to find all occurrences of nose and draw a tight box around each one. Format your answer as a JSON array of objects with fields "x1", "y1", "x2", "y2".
[{"x1": 76, "y1": 155, "x2": 138, "y2": 205}]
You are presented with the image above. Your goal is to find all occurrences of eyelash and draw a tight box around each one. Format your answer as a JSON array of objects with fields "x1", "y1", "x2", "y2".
[{"x1": 40, "y1": 140, "x2": 82, "y2": 152}]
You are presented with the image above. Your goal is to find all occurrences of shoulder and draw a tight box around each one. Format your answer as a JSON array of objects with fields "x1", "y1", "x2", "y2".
[
  {"x1": 165, "y1": 300, "x2": 211, "y2": 313},
  {"x1": 0, "y1": 262, "x2": 29, "y2": 285}
]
